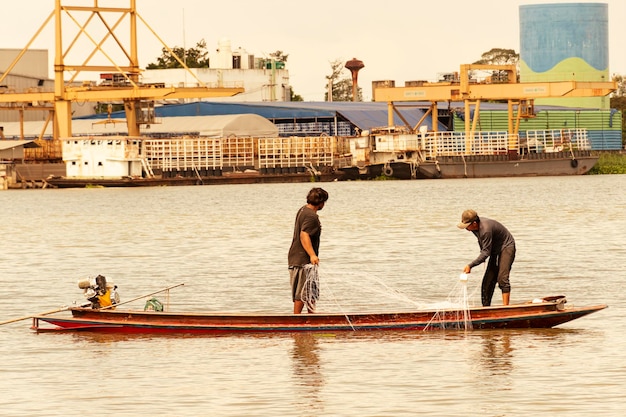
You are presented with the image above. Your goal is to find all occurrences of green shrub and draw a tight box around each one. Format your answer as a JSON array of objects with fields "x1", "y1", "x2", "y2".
[{"x1": 588, "y1": 152, "x2": 626, "y2": 175}]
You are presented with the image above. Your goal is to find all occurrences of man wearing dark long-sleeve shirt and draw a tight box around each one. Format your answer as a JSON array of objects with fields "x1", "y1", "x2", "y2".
[{"x1": 457, "y1": 209, "x2": 516, "y2": 306}]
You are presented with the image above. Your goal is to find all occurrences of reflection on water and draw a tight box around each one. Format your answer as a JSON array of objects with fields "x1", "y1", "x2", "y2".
[
  {"x1": 477, "y1": 332, "x2": 514, "y2": 377},
  {"x1": 469, "y1": 327, "x2": 594, "y2": 399},
  {"x1": 471, "y1": 331, "x2": 516, "y2": 402},
  {"x1": 290, "y1": 333, "x2": 325, "y2": 416}
]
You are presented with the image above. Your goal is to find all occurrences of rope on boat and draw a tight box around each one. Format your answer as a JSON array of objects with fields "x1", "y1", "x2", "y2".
[
  {"x1": 410, "y1": 161, "x2": 419, "y2": 179},
  {"x1": 383, "y1": 162, "x2": 393, "y2": 177}
]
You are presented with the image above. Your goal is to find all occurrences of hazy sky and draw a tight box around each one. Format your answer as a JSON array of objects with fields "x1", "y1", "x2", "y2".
[{"x1": 4, "y1": 0, "x2": 625, "y2": 101}]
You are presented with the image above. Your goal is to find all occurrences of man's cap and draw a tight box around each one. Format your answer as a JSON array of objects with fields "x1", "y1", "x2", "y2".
[{"x1": 457, "y1": 209, "x2": 478, "y2": 229}]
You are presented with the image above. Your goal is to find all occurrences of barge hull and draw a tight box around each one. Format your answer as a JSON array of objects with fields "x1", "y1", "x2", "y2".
[
  {"x1": 45, "y1": 172, "x2": 341, "y2": 188},
  {"x1": 418, "y1": 152, "x2": 598, "y2": 179}
]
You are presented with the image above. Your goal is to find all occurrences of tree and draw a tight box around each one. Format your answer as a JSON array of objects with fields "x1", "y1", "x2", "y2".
[
  {"x1": 146, "y1": 40, "x2": 210, "y2": 69},
  {"x1": 473, "y1": 48, "x2": 520, "y2": 83},
  {"x1": 290, "y1": 89, "x2": 303, "y2": 102},
  {"x1": 324, "y1": 59, "x2": 362, "y2": 102},
  {"x1": 269, "y1": 50, "x2": 289, "y2": 63},
  {"x1": 612, "y1": 74, "x2": 626, "y2": 97},
  {"x1": 265, "y1": 50, "x2": 300, "y2": 100},
  {"x1": 610, "y1": 74, "x2": 626, "y2": 147},
  {"x1": 145, "y1": 42, "x2": 303, "y2": 101},
  {"x1": 473, "y1": 48, "x2": 519, "y2": 65}
]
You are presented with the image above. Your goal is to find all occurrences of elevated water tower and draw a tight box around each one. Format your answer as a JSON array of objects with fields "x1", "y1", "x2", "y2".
[{"x1": 345, "y1": 58, "x2": 365, "y2": 102}]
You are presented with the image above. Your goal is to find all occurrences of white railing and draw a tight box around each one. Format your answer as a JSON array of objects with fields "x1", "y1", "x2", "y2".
[
  {"x1": 143, "y1": 136, "x2": 336, "y2": 172},
  {"x1": 258, "y1": 136, "x2": 334, "y2": 169},
  {"x1": 423, "y1": 131, "x2": 516, "y2": 158},
  {"x1": 143, "y1": 138, "x2": 223, "y2": 171},
  {"x1": 372, "y1": 128, "x2": 588, "y2": 159},
  {"x1": 522, "y1": 129, "x2": 590, "y2": 153},
  {"x1": 222, "y1": 137, "x2": 255, "y2": 167}
]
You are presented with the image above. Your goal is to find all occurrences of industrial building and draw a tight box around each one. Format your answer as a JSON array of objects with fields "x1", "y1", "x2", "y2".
[
  {"x1": 76, "y1": 101, "x2": 622, "y2": 151},
  {"x1": 0, "y1": 1, "x2": 622, "y2": 188},
  {"x1": 141, "y1": 38, "x2": 291, "y2": 102},
  {"x1": 1, "y1": 100, "x2": 622, "y2": 151}
]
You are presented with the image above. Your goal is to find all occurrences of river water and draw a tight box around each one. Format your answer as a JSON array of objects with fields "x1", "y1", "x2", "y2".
[{"x1": 1, "y1": 175, "x2": 624, "y2": 416}]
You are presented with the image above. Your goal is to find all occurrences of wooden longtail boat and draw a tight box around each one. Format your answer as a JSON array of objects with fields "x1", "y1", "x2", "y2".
[{"x1": 31, "y1": 296, "x2": 606, "y2": 334}]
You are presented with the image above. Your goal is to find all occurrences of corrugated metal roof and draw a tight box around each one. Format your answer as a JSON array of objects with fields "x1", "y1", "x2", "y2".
[
  {"x1": 5, "y1": 101, "x2": 611, "y2": 139},
  {"x1": 1, "y1": 114, "x2": 279, "y2": 138},
  {"x1": 157, "y1": 102, "x2": 450, "y2": 131},
  {"x1": 80, "y1": 101, "x2": 593, "y2": 131},
  {"x1": 79, "y1": 101, "x2": 450, "y2": 132}
]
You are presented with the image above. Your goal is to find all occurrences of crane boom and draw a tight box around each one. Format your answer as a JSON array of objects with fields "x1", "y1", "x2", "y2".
[{"x1": 0, "y1": 1, "x2": 244, "y2": 139}]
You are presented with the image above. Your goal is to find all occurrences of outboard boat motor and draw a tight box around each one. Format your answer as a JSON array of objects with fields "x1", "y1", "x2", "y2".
[{"x1": 77, "y1": 275, "x2": 120, "y2": 309}]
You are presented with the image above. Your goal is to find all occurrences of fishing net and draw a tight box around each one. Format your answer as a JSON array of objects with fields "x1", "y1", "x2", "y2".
[
  {"x1": 302, "y1": 264, "x2": 480, "y2": 331},
  {"x1": 315, "y1": 265, "x2": 431, "y2": 312},
  {"x1": 301, "y1": 264, "x2": 320, "y2": 309},
  {"x1": 424, "y1": 274, "x2": 479, "y2": 330}
]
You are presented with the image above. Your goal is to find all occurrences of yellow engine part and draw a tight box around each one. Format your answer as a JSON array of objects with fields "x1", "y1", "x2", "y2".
[{"x1": 97, "y1": 290, "x2": 113, "y2": 309}]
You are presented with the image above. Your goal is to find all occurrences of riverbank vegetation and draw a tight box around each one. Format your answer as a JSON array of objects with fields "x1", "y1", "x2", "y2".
[{"x1": 588, "y1": 152, "x2": 626, "y2": 174}]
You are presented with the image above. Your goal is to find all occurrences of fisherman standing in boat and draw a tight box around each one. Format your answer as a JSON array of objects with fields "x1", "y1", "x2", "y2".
[
  {"x1": 458, "y1": 209, "x2": 516, "y2": 306},
  {"x1": 288, "y1": 187, "x2": 329, "y2": 314}
]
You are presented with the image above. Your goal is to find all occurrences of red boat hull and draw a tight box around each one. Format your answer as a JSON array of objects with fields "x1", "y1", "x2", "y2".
[{"x1": 31, "y1": 297, "x2": 607, "y2": 334}]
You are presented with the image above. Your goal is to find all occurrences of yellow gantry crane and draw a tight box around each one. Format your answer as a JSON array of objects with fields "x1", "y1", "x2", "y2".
[
  {"x1": 374, "y1": 63, "x2": 617, "y2": 138},
  {"x1": 0, "y1": 0, "x2": 244, "y2": 139}
]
